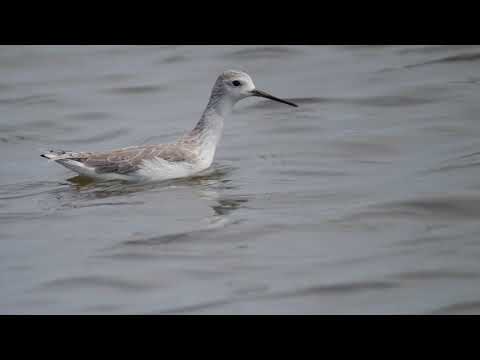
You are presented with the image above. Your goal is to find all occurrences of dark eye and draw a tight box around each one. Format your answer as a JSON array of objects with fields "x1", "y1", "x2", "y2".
[{"x1": 232, "y1": 80, "x2": 242, "y2": 87}]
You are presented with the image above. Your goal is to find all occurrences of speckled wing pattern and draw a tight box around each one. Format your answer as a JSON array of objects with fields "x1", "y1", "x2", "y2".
[{"x1": 66, "y1": 144, "x2": 196, "y2": 174}]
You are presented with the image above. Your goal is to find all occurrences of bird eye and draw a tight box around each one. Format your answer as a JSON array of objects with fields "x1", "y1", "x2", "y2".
[{"x1": 232, "y1": 80, "x2": 242, "y2": 87}]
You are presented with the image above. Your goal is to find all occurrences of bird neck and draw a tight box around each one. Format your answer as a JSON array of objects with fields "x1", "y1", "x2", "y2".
[
  {"x1": 183, "y1": 81, "x2": 235, "y2": 145},
  {"x1": 177, "y1": 76, "x2": 239, "y2": 169},
  {"x1": 195, "y1": 94, "x2": 233, "y2": 132},
  {"x1": 187, "y1": 104, "x2": 226, "y2": 148},
  {"x1": 178, "y1": 95, "x2": 233, "y2": 162}
]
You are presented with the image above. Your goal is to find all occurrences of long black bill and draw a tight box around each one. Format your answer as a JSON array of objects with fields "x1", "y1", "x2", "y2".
[{"x1": 251, "y1": 89, "x2": 298, "y2": 107}]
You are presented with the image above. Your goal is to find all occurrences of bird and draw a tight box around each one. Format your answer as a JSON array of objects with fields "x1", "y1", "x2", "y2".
[{"x1": 41, "y1": 70, "x2": 298, "y2": 182}]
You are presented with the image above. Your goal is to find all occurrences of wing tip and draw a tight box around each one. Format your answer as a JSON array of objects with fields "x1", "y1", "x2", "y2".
[
  {"x1": 41, "y1": 152, "x2": 55, "y2": 160},
  {"x1": 41, "y1": 150, "x2": 67, "y2": 160}
]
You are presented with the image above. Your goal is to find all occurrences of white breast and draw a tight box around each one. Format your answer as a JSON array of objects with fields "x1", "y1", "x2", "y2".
[
  {"x1": 195, "y1": 140, "x2": 217, "y2": 170},
  {"x1": 134, "y1": 157, "x2": 200, "y2": 181}
]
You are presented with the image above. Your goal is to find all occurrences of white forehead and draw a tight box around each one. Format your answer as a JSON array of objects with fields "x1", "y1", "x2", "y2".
[{"x1": 221, "y1": 70, "x2": 254, "y2": 84}]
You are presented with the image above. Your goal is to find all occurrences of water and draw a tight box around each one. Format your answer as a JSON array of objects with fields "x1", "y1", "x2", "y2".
[{"x1": 1, "y1": 45, "x2": 480, "y2": 314}]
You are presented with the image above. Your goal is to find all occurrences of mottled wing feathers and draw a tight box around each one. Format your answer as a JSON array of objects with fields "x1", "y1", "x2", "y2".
[
  {"x1": 84, "y1": 144, "x2": 197, "y2": 174},
  {"x1": 46, "y1": 144, "x2": 197, "y2": 175}
]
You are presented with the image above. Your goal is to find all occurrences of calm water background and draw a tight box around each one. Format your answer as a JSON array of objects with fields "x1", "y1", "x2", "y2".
[{"x1": 1, "y1": 45, "x2": 480, "y2": 314}]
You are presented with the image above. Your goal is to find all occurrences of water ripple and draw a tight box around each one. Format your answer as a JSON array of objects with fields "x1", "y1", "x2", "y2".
[
  {"x1": 106, "y1": 84, "x2": 166, "y2": 95},
  {"x1": 38, "y1": 275, "x2": 155, "y2": 292},
  {"x1": 66, "y1": 112, "x2": 111, "y2": 121},
  {"x1": 223, "y1": 46, "x2": 302, "y2": 60},
  {"x1": 55, "y1": 128, "x2": 130, "y2": 145},
  {"x1": 159, "y1": 280, "x2": 398, "y2": 314},
  {"x1": 395, "y1": 269, "x2": 480, "y2": 281},
  {"x1": 345, "y1": 194, "x2": 480, "y2": 222},
  {"x1": 405, "y1": 52, "x2": 480, "y2": 69},
  {"x1": 431, "y1": 300, "x2": 480, "y2": 314},
  {"x1": 0, "y1": 94, "x2": 59, "y2": 107}
]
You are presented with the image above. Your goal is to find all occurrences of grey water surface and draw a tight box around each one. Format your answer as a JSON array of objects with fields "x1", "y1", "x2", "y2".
[{"x1": 1, "y1": 45, "x2": 480, "y2": 314}]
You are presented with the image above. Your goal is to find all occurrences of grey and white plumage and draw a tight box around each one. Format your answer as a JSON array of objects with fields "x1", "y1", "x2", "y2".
[{"x1": 41, "y1": 70, "x2": 297, "y2": 181}]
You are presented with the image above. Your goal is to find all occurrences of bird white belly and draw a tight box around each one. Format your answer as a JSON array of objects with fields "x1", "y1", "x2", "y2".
[
  {"x1": 196, "y1": 144, "x2": 216, "y2": 171},
  {"x1": 135, "y1": 157, "x2": 206, "y2": 181}
]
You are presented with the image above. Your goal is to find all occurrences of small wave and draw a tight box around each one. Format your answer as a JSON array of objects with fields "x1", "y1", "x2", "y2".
[
  {"x1": 426, "y1": 161, "x2": 480, "y2": 174},
  {"x1": 426, "y1": 151, "x2": 480, "y2": 174},
  {"x1": 0, "y1": 82, "x2": 14, "y2": 93},
  {"x1": 396, "y1": 45, "x2": 480, "y2": 55},
  {"x1": 66, "y1": 112, "x2": 111, "y2": 121},
  {"x1": 223, "y1": 46, "x2": 301, "y2": 60},
  {"x1": 96, "y1": 252, "x2": 162, "y2": 261},
  {"x1": 55, "y1": 128, "x2": 130, "y2": 145},
  {"x1": 154, "y1": 55, "x2": 187, "y2": 65},
  {"x1": 0, "y1": 134, "x2": 36, "y2": 144},
  {"x1": 430, "y1": 300, "x2": 480, "y2": 314},
  {"x1": 0, "y1": 181, "x2": 59, "y2": 200},
  {"x1": 159, "y1": 280, "x2": 398, "y2": 314},
  {"x1": 120, "y1": 231, "x2": 200, "y2": 247},
  {"x1": 405, "y1": 52, "x2": 480, "y2": 69},
  {"x1": 274, "y1": 169, "x2": 349, "y2": 177},
  {"x1": 106, "y1": 84, "x2": 166, "y2": 95},
  {"x1": 0, "y1": 94, "x2": 58, "y2": 107},
  {"x1": 266, "y1": 281, "x2": 398, "y2": 299},
  {"x1": 346, "y1": 193, "x2": 480, "y2": 222},
  {"x1": 395, "y1": 269, "x2": 480, "y2": 281},
  {"x1": 330, "y1": 140, "x2": 398, "y2": 158},
  {"x1": 38, "y1": 275, "x2": 154, "y2": 292},
  {"x1": 62, "y1": 201, "x2": 144, "y2": 209}
]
